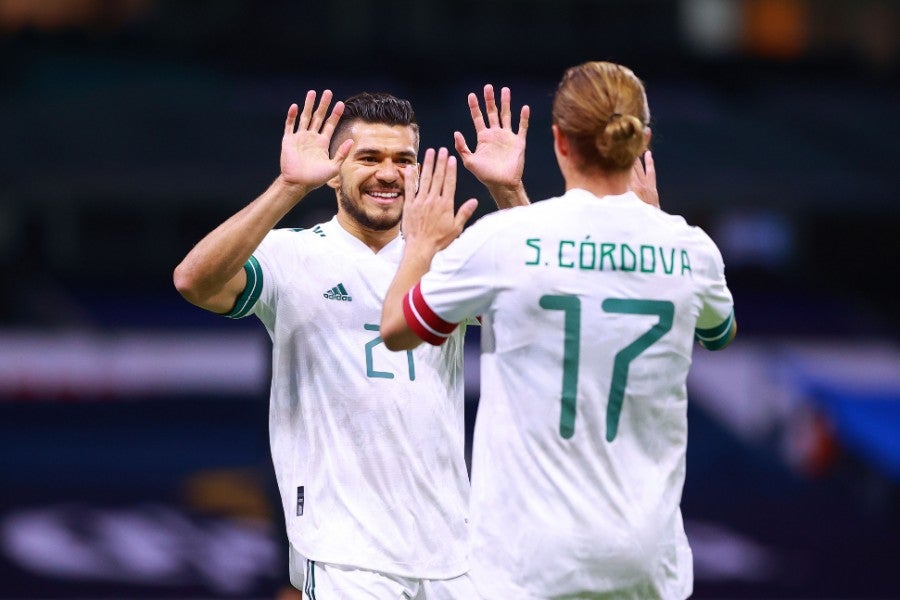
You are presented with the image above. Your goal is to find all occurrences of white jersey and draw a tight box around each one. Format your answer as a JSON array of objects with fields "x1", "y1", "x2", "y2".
[
  {"x1": 403, "y1": 190, "x2": 735, "y2": 599},
  {"x1": 227, "y1": 216, "x2": 470, "y2": 579}
]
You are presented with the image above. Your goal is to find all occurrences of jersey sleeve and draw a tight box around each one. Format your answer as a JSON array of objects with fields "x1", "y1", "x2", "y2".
[
  {"x1": 692, "y1": 229, "x2": 735, "y2": 350},
  {"x1": 403, "y1": 216, "x2": 501, "y2": 346},
  {"x1": 223, "y1": 229, "x2": 291, "y2": 327}
]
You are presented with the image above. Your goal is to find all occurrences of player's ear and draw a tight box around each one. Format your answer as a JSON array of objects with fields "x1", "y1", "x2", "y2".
[
  {"x1": 552, "y1": 125, "x2": 569, "y2": 157},
  {"x1": 326, "y1": 174, "x2": 340, "y2": 189},
  {"x1": 644, "y1": 126, "x2": 652, "y2": 147}
]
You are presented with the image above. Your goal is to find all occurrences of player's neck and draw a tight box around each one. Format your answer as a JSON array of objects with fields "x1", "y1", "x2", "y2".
[
  {"x1": 564, "y1": 170, "x2": 630, "y2": 199},
  {"x1": 336, "y1": 212, "x2": 400, "y2": 253}
]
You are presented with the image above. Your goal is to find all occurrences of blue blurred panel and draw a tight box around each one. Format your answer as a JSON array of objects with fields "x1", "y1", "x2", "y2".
[{"x1": 811, "y1": 386, "x2": 900, "y2": 481}]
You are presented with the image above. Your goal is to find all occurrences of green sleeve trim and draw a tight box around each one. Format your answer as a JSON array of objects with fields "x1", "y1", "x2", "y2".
[
  {"x1": 225, "y1": 256, "x2": 263, "y2": 319},
  {"x1": 694, "y1": 309, "x2": 734, "y2": 350}
]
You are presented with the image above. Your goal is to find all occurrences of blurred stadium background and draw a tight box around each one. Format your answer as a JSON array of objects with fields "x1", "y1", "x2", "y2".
[{"x1": 1, "y1": 0, "x2": 898, "y2": 598}]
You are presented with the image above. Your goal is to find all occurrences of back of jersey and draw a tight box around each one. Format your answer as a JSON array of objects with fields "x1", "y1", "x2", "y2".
[{"x1": 456, "y1": 189, "x2": 733, "y2": 599}]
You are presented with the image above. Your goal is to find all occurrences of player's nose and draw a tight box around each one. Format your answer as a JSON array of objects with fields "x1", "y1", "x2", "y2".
[{"x1": 376, "y1": 159, "x2": 400, "y2": 182}]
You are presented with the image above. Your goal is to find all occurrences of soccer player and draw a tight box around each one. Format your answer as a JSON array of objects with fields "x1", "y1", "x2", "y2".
[
  {"x1": 173, "y1": 87, "x2": 529, "y2": 598},
  {"x1": 381, "y1": 61, "x2": 737, "y2": 599}
]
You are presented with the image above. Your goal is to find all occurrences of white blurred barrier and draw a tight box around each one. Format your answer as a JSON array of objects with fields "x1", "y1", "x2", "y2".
[{"x1": 0, "y1": 330, "x2": 270, "y2": 399}]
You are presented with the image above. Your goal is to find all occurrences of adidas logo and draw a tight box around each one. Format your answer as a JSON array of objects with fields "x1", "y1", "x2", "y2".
[{"x1": 323, "y1": 283, "x2": 352, "y2": 302}]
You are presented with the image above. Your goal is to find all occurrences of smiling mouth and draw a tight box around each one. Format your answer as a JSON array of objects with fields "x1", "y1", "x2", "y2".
[{"x1": 365, "y1": 191, "x2": 402, "y2": 204}]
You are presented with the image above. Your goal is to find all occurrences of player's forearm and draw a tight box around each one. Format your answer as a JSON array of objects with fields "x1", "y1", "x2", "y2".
[
  {"x1": 380, "y1": 245, "x2": 435, "y2": 351},
  {"x1": 174, "y1": 176, "x2": 310, "y2": 303}
]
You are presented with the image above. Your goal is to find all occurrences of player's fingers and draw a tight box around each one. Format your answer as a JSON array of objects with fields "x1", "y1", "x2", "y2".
[
  {"x1": 403, "y1": 164, "x2": 417, "y2": 204},
  {"x1": 517, "y1": 105, "x2": 530, "y2": 138},
  {"x1": 500, "y1": 87, "x2": 512, "y2": 129},
  {"x1": 453, "y1": 131, "x2": 472, "y2": 159},
  {"x1": 631, "y1": 156, "x2": 644, "y2": 182},
  {"x1": 484, "y1": 84, "x2": 500, "y2": 128},
  {"x1": 643, "y1": 150, "x2": 656, "y2": 182},
  {"x1": 298, "y1": 90, "x2": 316, "y2": 130},
  {"x1": 441, "y1": 153, "x2": 457, "y2": 201},
  {"x1": 284, "y1": 103, "x2": 299, "y2": 136},
  {"x1": 418, "y1": 148, "x2": 436, "y2": 198},
  {"x1": 455, "y1": 198, "x2": 479, "y2": 230},
  {"x1": 310, "y1": 89, "x2": 333, "y2": 132},
  {"x1": 320, "y1": 101, "x2": 345, "y2": 139},
  {"x1": 332, "y1": 137, "x2": 354, "y2": 166},
  {"x1": 430, "y1": 147, "x2": 449, "y2": 199},
  {"x1": 467, "y1": 92, "x2": 485, "y2": 133}
]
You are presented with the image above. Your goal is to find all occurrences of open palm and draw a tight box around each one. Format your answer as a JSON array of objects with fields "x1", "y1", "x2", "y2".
[
  {"x1": 455, "y1": 85, "x2": 529, "y2": 190},
  {"x1": 280, "y1": 90, "x2": 353, "y2": 190}
]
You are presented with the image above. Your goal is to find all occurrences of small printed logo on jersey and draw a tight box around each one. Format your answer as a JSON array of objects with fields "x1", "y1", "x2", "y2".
[
  {"x1": 296, "y1": 486, "x2": 305, "y2": 516},
  {"x1": 323, "y1": 283, "x2": 352, "y2": 301}
]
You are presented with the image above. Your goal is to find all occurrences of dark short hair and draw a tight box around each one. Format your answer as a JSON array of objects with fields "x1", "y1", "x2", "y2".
[{"x1": 329, "y1": 92, "x2": 419, "y2": 156}]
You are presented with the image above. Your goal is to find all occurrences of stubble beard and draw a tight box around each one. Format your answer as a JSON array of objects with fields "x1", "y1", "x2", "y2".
[{"x1": 338, "y1": 187, "x2": 402, "y2": 232}]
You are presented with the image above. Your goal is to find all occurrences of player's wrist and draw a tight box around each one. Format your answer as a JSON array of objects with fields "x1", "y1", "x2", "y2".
[
  {"x1": 486, "y1": 181, "x2": 528, "y2": 208},
  {"x1": 402, "y1": 237, "x2": 440, "y2": 265},
  {"x1": 274, "y1": 174, "x2": 315, "y2": 201}
]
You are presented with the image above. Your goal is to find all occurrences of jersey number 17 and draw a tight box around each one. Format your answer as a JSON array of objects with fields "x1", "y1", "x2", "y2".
[{"x1": 539, "y1": 295, "x2": 674, "y2": 442}]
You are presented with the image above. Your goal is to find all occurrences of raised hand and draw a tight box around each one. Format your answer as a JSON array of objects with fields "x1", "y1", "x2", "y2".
[
  {"x1": 280, "y1": 90, "x2": 354, "y2": 192},
  {"x1": 454, "y1": 85, "x2": 529, "y2": 207},
  {"x1": 380, "y1": 149, "x2": 477, "y2": 350},
  {"x1": 401, "y1": 148, "x2": 478, "y2": 253},
  {"x1": 630, "y1": 150, "x2": 660, "y2": 209}
]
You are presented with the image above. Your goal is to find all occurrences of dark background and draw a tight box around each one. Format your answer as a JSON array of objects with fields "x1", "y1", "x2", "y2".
[{"x1": 1, "y1": 1, "x2": 898, "y2": 598}]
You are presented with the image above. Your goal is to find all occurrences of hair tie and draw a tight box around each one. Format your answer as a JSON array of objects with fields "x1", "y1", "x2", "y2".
[{"x1": 608, "y1": 113, "x2": 622, "y2": 123}]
